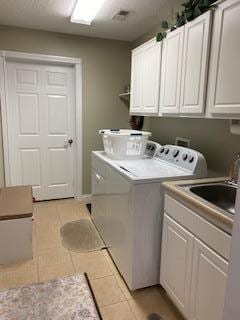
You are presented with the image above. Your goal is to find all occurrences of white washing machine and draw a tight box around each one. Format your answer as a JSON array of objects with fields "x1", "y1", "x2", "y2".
[{"x1": 91, "y1": 145, "x2": 207, "y2": 290}]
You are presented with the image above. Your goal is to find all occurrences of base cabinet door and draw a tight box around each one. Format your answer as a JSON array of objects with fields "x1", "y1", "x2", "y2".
[
  {"x1": 190, "y1": 238, "x2": 228, "y2": 320},
  {"x1": 160, "y1": 215, "x2": 194, "y2": 318}
]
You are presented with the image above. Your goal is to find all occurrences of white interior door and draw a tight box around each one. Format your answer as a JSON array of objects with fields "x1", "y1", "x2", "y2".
[{"x1": 6, "y1": 61, "x2": 75, "y2": 200}]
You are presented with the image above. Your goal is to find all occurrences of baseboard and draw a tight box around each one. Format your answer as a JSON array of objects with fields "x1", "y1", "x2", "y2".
[{"x1": 76, "y1": 194, "x2": 92, "y2": 204}]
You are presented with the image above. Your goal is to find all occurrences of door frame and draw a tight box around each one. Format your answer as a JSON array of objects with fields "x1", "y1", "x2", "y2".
[{"x1": 0, "y1": 50, "x2": 83, "y2": 199}]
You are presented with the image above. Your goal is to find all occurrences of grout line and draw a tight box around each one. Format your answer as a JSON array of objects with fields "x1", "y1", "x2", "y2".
[
  {"x1": 69, "y1": 251, "x2": 77, "y2": 274},
  {"x1": 88, "y1": 274, "x2": 117, "y2": 283},
  {"x1": 99, "y1": 299, "x2": 135, "y2": 311},
  {"x1": 54, "y1": 200, "x2": 63, "y2": 226}
]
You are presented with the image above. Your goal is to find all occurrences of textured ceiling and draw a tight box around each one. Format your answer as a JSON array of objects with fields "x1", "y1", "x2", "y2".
[{"x1": 0, "y1": 0, "x2": 181, "y2": 41}]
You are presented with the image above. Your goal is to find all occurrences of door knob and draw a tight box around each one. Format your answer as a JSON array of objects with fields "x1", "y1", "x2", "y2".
[{"x1": 68, "y1": 139, "x2": 73, "y2": 145}]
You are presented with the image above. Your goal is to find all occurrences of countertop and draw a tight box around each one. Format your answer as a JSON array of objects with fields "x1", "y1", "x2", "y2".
[{"x1": 163, "y1": 177, "x2": 234, "y2": 233}]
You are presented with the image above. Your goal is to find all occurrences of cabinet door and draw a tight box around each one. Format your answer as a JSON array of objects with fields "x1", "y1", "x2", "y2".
[
  {"x1": 141, "y1": 40, "x2": 162, "y2": 114},
  {"x1": 159, "y1": 27, "x2": 184, "y2": 114},
  {"x1": 160, "y1": 214, "x2": 194, "y2": 317},
  {"x1": 130, "y1": 48, "x2": 143, "y2": 113},
  {"x1": 207, "y1": 0, "x2": 240, "y2": 115},
  {"x1": 180, "y1": 11, "x2": 212, "y2": 114},
  {"x1": 190, "y1": 238, "x2": 228, "y2": 320}
]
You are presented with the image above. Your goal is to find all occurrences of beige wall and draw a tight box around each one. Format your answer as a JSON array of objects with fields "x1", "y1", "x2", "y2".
[
  {"x1": 133, "y1": 0, "x2": 182, "y2": 47},
  {"x1": 0, "y1": 25, "x2": 131, "y2": 194}
]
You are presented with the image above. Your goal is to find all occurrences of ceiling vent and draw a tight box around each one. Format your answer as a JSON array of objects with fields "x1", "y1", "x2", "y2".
[{"x1": 112, "y1": 10, "x2": 131, "y2": 21}]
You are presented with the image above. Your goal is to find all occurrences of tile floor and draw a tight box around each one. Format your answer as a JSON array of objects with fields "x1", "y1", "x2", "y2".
[{"x1": 0, "y1": 199, "x2": 184, "y2": 320}]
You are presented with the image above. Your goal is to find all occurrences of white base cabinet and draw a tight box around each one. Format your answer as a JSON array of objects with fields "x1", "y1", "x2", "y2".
[
  {"x1": 190, "y1": 239, "x2": 228, "y2": 320},
  {"x1": 160, "y1": 215, "x2": 194, "y2": 318},
  {"x1": 160, "y1": 195, "x2": 230, "y2": 320}
]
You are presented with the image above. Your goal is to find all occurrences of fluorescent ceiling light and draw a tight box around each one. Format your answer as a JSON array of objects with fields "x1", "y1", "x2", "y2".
[{"x1": 71, "y1": 0, "x2": 106, "y2": 25}]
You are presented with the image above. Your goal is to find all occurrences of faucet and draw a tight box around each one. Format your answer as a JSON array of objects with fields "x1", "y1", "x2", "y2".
[{"x1": 231, "y1": 153, "x2": 240, "y2": 185}]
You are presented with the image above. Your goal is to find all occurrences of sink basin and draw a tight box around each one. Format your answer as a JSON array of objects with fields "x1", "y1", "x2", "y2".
[{"x1": 187, "y1": 182, "x2": 237, "y2": 215}]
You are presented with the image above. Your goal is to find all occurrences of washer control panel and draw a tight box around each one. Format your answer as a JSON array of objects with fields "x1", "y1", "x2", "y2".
[
  {"x1": 144, "y1": 141, "x2": 162, "y2": 158},
  {"x1": 155, "y1": 145, "x2": 207, "y2": 175}
]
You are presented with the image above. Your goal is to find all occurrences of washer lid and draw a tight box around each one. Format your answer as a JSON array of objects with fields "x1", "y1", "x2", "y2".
[{"x1": 116, "y1": 159, "x2": 190, "y2": 179}]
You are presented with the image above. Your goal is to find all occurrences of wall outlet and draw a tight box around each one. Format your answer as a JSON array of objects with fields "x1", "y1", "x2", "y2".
[
  {"x1": 230, "y1": 119, "x2": 240, "y2": 135},
  {"x1": 175, "y1": 137, "x2": 190, "y2": 148}
]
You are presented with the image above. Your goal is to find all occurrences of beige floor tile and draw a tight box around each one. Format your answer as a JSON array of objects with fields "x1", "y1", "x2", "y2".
[
  {"x1": 56, "y1": 199, "x2": 90, "y2": 224},
  {"x1": 38, "y1": 247, "x2": 74, "y2": 282},
  {"x1": 55, "y1": 198, "x2": 76, "y2": 206},
  {"x1": 32, "y1": 221, "x2": 38, "y2": 258},
  {"x1": 0, "y1": 258, "x2": 37, "y2": 273},
  {"x1": 36, "y1": 222, "x2": 62, "y2": 254},
  {"x1": 101, "y1": 249, "x2": 119, "y2": 275},
  {"x1": 0, "y1": 259, "x2": 38, "y2": 289},
  {"x1": 38, "y1": 247, "x2": 72, "y2": 268},
  {"x1": 90, "y1": 275, "x2": 126, "y2": 307},
  {"x1": 34, "y1": 208, "x2": 59, "y2": 229},
  {"x1": 128, "y1": 286, "x2": 184, "y2": 320},
  {"x1": 71, "y1": 251, "x2": 112, "y2": 280},
  {"x1": 57, "y1": 206, "x2": 85, "y2": 225},
  {"x1": 115, "y1": 274, "x2": 133, "y2": 300},
  {"x1": 38, "y1": 262, "x2": 75, "y2": 282},
  {"x1": 34, "y1": 200, "x2": 56, "y2": 208},
  {"x1": 100, "y1": 301, "x2": 135, "y2": 320}
]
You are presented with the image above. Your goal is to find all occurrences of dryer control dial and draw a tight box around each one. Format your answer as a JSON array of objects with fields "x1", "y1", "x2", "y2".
[
  {"x1": 189, "y1": 155, "x2": 195, "y2": 163},
  {"x1": 173, "y1": 149, "x2": 179, "y2": 158}
]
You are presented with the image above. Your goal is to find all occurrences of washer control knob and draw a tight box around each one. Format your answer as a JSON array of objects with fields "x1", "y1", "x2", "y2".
[
  {"x1": 182, "y1": 153, "x2": 188, "y2": 161},
  {"x1": 189, "y1": 155, "x2": 194, "y2": 163},
  {"x1": 164, "y1": 148, "x2": 169, "y2": 155},
  {"x1": 173, "y1": 149, "x2": 179, "y2": 158}
]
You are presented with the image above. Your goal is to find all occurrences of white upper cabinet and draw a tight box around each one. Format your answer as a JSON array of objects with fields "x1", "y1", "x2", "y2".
[
  {"x1": 141, "y1": 40, "x2": 162, "y2": 114},
  {"x1": 207, "y1": 0, "x2": 240, "y2": 115},
  {"x1": 180, "y1": 11, "x2": 212, "y2": 114},
  {"x1": 130, "y1": 48, "x2": 143, "y2": 113},
  {"x1": 130, "y1": 39, "x2": 162, "y2": 115},
  {"x1": 159, "y1": 26, "x2": 184, "y2": 114}
]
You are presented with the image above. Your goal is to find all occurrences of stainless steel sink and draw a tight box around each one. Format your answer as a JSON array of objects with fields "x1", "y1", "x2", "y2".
[{"x1": 184, "y1": 182, "x2": 237, "y2": 215}]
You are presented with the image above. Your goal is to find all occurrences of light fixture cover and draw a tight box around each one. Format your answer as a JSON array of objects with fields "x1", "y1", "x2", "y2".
[{"x1": 71, "y1": 0, "x2": 106, "y2": 25}]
